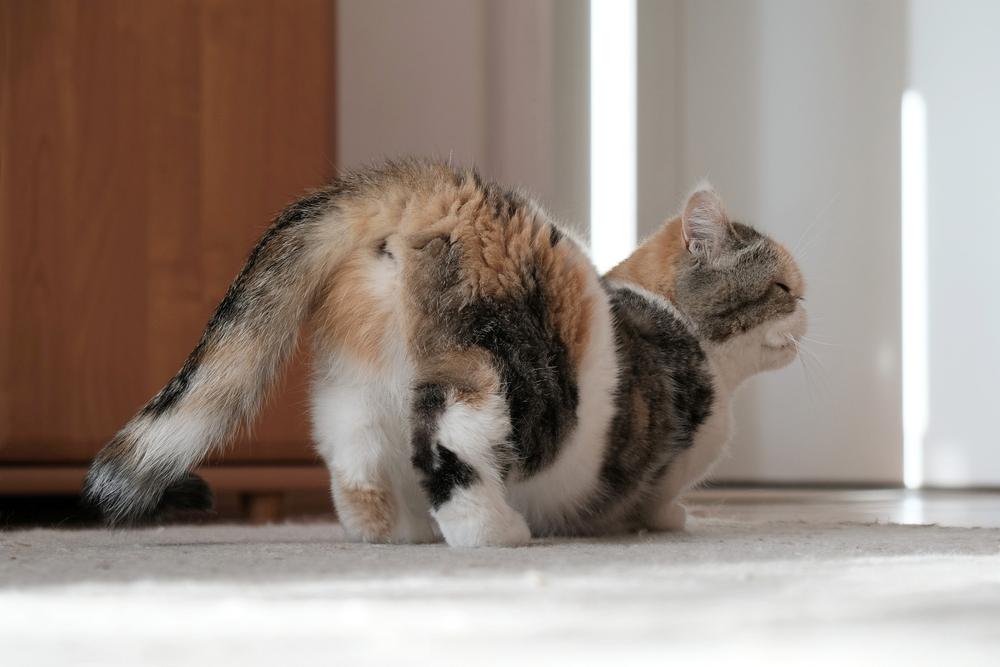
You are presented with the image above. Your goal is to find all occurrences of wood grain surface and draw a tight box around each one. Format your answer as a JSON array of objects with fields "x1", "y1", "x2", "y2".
[{"x1": 0, "y1": 0, "x2": 337, "y2": 464}]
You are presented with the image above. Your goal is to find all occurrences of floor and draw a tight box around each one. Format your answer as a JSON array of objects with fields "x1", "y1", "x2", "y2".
[
  {"x1": 2, "y1": 489, "x2": 999, "y2": 666},
  {"x1": 692, "y1": 486, "x2": 1000, "y2": 527}
]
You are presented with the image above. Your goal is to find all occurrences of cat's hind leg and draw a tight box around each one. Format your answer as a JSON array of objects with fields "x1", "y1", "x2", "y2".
[
  {"x1": 312, "y1": 356, "x2": 438, "y2": 544},
  {"x1": 410, "y1": 353, "x2": 531, "y2": 547},
  {"x1": 313, "y1": 377, "x2": 397, "y2": 543}
]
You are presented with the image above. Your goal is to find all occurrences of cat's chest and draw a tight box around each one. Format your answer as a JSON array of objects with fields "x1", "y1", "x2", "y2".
[{"x1": 685, "y1": 376, "x2": 733, "y2": 477}]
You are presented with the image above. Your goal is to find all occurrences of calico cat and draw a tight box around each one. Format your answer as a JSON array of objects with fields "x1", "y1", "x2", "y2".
[{"x1": 84, "y1": 160, "x2": 806, "y2": 546}]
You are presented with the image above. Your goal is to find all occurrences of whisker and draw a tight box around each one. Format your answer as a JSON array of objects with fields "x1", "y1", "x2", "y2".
[
  {"x1": 798, "y1": 354, "x2": 817, "y2": 404},
  {"x1": 794, "y1": 342, "x2": 821, "y2": 405},
  {"x1": 799, "y1": 335, "x2": 841, "y2": 348},
  {"x1": 790, "y1": 192, "x2": 839, "y2": 261},
  {"x1": 799, "y1": 344, "x2": 832, "y2": 399},
  {"x1": 802, "y1": 193, "x2": 838, "y2": 244},
  {"x1": 792, "y1": 338, "x2": 831, "y2": 403}
]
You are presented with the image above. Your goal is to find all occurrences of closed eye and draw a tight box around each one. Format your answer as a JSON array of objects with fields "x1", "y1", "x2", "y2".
[{"x1": 775, "y1": 282, "x2": 791, "y2": 294}]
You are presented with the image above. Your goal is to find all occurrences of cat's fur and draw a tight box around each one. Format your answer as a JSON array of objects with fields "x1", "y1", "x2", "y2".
[{"x1": 84, "y1": 160, "x2": 806, "y2": 546}]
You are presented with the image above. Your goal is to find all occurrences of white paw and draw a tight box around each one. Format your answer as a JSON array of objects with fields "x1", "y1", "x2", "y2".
[
  {"x1": 647, "y1": 501, "x2": 687, "y2": 532},
  {"x1": 438, "y1": 506, "x2": 532, "y2": 548}
]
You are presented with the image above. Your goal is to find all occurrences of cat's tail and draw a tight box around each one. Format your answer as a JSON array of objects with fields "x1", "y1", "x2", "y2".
[{"x1": 84, "y1": 185, "x2": 355, "y2": 525}]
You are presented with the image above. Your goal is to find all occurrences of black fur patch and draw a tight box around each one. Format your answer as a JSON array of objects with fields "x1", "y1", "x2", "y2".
[
  {"x1": 83, "y1": 463, "x2": 214, "y2": 526},
  {"x1": 593, "y1": 284, "x2": 714, "y2": 511},
  {"x1": 548, "y1": 225, "x2": 563, "y2": 247},
  {"x1": 419, "y1": 444, "x2": 479, "y2": 509},
  {"x1": 158, "y1": 472, "x2": 214, "y2": 516},
  {"x1": 481, "y1": 182, "x2": 526, "y2": 221},
  {"x1": 404, "y1": 219, "x2": 580, "y2": 481},
  {"x1": 377, "y1": 238, "x2": 393, "y2": 258},
  {"x1": 141, "y1": 356, "x2": 199, "y2": 417},
  {"x1": 458, "y1": 284, "x2": 579, "y2": 475},
  {"x1": 410, "y1": 383, "x2": 480, "y2": 508}
]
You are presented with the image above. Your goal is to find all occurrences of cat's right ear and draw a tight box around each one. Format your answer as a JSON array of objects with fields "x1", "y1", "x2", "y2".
[{"x1": 681, "y1": 182, "x2": 729, "y2": 259}]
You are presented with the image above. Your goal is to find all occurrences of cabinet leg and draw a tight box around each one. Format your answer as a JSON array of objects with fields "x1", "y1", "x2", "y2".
[{"x1": 240, "y1": 492, "x2": 284, "y2": 524}]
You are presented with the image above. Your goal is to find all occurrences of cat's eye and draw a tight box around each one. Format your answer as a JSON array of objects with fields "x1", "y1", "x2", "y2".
[{"x1": 775, "y1": 282, "x2": 791, "y2": 294}]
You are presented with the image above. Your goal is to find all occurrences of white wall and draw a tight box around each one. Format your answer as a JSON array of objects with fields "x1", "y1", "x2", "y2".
[
  {"x1": 341, "y1": 0, "x2": 1000, "y2": 487},
  {"x1": 338, "y1": 0, "x2": 488, "y2": 166},
  {"x1": 636, "y1": 0, "x2": 683, "y2": 236},
  {"x1": 337, "y1": 0, "x2": 589, "y2": 234},
  {"x1": 654, "y1": 0, "x2": 907, "y2": 483},
  {"x1": 910, "y1": 1, "x2": 1000, "y2": 486}
]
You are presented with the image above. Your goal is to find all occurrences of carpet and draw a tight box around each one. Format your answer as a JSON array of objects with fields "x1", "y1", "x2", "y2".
[{"x1": 2, "y1": 517, "x2": 999, "y2": 666}]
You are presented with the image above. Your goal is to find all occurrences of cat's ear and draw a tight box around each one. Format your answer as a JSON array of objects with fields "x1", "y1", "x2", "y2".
[{"x1": 681, "y1": 182, "x2": 730, "y2": 258}]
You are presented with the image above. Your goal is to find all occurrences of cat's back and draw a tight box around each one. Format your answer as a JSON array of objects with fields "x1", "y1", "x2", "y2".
[
  {"x1": 324, "y1": 159, "x2": 599, "y2": 364},
  {"x1": 398, "y1": 163, "x2": 595, "y2": 350}
]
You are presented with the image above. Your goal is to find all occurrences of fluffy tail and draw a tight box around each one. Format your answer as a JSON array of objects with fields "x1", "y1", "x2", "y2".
[{"x1": 84, "y1": 187, "x2": 347, "y2": 524}]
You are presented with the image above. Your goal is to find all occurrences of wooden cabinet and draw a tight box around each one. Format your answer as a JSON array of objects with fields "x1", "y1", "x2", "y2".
[{"x1": 1, "y1": 0, "x2": 337, "y2": 503}]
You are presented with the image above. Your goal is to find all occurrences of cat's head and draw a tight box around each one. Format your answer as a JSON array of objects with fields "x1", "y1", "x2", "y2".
[{"x1": 670, "y1": 184, "x2": 807, "y2": 376}]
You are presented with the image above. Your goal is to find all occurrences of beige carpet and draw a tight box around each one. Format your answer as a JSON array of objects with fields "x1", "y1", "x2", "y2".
[{"x1": 2, "y1": 517, "x2": 1000, "y2": 666}]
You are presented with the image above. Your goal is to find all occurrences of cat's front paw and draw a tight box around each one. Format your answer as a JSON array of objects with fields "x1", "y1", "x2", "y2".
[
  {"x1": 438, "y1": 506, "x2": 532, "y2": 548},
  {"x1": 647, "y1": 501, "x2": 687, "y2": 532}
]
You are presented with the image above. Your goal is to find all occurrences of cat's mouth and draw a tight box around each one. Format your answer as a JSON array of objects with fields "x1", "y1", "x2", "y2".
[
  {"x1": 762, "y1": 309, "x2": 807, "y2": 354},
  {"x1": 763, "y1": 332, "x2": 798, "y2": 350},
  {"x1": 761, "y1": 335, "x2": 800, "y2": 370}
]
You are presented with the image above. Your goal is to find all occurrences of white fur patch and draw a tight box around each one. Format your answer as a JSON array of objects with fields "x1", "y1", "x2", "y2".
[
  {"x1": 130, "y1": 410, "x2": 222, "y2": 477},
  {"x1": 433, "y1": 483, "x2": 531, "y2": 547},
  {"x1": 655, "y1": 389, "x2": 733, "y2": 504},
  {"x1": 429, "y1": 387, "x2": 536, "y2": 546},
  {"x1": 764, "y1": 307, "x2": 808, "y2": 349},
  {"x1": 435, "y1": 394, "x2": 511, "y2": 482}
]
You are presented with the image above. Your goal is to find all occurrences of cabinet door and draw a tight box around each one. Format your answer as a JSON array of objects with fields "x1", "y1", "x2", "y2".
[{"x1": 0, "y1": 0, "x2": 336, "y2": 463}]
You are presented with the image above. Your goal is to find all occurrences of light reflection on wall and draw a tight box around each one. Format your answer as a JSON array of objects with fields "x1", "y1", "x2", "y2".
[
  {"x1": 901, "y1": 89, "x2": 928, "y2": 490},
  {"x1": 589, "y1": 0, "x2": 637, "y2": 273}
]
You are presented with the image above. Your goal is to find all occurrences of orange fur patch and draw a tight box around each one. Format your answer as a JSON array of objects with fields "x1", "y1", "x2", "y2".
[
  {"x1": 314, "y1": 252, "x2": 392, "y2": 365},
  {"x1": 318, "y1": 163, "x2": 601, "y2": 388},
  {"x1": 451, "y1": 205, "x2": 596, "y2": 367},
  {"x1": 631, "y1": 387, "x2": 650, "y2": 437},
  {"x1": 333, "y1": 471, "x2": 396, "y2": 542},
  {"x1": 418, "y1": 348, "x2": 501, "y2": 407},
  {"x1": 606, "y1": 217, "x2": 687, "y2": 300}
]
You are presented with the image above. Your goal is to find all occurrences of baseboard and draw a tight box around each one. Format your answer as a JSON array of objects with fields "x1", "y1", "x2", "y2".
[{"x1": 0, "y1": 464, "x2": 329, "y2": 495}]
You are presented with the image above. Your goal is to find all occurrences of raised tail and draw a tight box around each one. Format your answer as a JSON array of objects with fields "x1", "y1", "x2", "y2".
[{"x1": 84, "y1": 186, "x2": 349, "y2": 524}]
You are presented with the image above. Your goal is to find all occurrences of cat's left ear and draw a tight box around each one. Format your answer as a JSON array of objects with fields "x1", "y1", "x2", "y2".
[{"x1": 681, "y1": 182, "x2": 730, "y2": 259}]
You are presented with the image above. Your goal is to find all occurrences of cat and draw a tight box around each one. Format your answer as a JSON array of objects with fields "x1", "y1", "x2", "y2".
[{"x1": 83, "y1": 159, "x2": 806, "y2": 546}]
